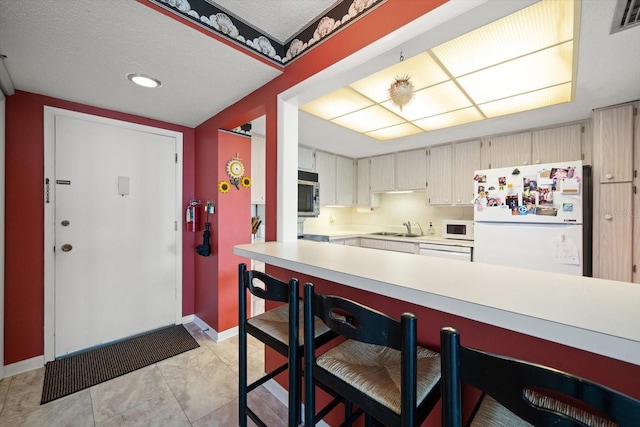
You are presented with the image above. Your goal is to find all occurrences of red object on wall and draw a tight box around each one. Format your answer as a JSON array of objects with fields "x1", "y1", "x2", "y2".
[{"x1": 185, "y1": 199, "x2": 202, "y2": 232}]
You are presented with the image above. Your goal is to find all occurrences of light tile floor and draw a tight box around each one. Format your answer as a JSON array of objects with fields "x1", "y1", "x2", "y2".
[{"x1": 0, "y1": 323, "x2": 288, "y2": 426}]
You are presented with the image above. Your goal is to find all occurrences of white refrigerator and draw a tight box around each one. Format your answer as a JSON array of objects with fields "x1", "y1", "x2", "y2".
[{"x1": 473, "y1": 161, "x2": 588, "y2": 276}]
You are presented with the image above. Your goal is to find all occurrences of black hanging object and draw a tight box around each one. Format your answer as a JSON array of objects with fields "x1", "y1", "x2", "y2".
[{"x1": 196, "y1": 223, "x2": 211, "y2": 257}]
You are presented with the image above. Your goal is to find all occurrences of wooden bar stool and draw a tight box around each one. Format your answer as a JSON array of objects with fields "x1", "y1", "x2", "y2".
[
  {"x1": 440, "y1": 326, "x2": 640, "y2": 426},
  {"x1": 238, "y1": 263, "x2": 335, "y2": 427},
  {"x1": 303, "y1": 282, "x2": 442, "y2": 426}
]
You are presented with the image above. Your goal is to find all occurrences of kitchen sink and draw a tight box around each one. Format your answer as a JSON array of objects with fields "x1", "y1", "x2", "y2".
[{"x1": 369, "y1": 231, "x2": 402, "y2": 236}]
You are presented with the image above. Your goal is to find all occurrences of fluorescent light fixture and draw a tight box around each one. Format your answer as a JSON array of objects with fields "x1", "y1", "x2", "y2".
[
  {"x1": 127, "y1": 73, "x2": 162, "y2": 88},
  {"x1": 0, "y1": 55, "x2": 16, "y2": 96},
  {"x1": 300, "y1": 0, "x2": 578, "y2": 141}
]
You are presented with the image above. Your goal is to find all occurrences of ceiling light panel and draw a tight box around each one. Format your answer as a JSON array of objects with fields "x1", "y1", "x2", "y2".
[
  {"x1": 349, "y1": 52, "x2": 450, "y2": 102},
  {"x1": 381, "y1": 80, "x2": 473, "y2": 121},
  {"x1": 365, "y1": 122, "x2": 424, "y2": 140},
  {"x1": 299, "y1": 0, "x2": 576, "y2": 139},
  {"x1": 478, "y1": 83, "x2": 573, "y2": 118},
  {"x1": 457, "y1": 41, "x2": 574, "y2": 105},
  {"x1": 431, "y1": 0, "x2": 575, "y2": 77},
  {"x1": 300, "y1": 87, "x2": 374, "y2": 120},
  {"x1": 413, "y1": 107, "x2": 484, "y2": 131},
  {"x1": 331, "y1": 105, "x2": 405, "y2": 133}
]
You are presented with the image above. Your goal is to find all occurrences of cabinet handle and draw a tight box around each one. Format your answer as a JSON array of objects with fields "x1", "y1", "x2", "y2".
[
  {"x1": 605, "y1": 173, "x2": 613, "y2": 180},
  {"x1": 456, "y1": 199, "x2": 461, "y2": 203},
  {"x1": 523, "y1": 161, "x2": 529, "y2": 165},
  {"x1": 604, "y1": 213, "x2": 613, "y2": 220},
  {"x1": 445, "y1": 199, "x2": 449, "y2": 203},
  {"x1": 535, "y1": 160, "x2": 540, "y2": 164}
]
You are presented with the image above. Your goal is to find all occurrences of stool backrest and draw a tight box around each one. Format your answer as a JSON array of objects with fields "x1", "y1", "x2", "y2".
[
  {"x1": 440, "y1": 326, "x2": 640, "y2": 427},
  {"x1": 304, "y1": 282, "x2": 419, "y2": 425},
  {"x1": 239, "y1": 262, "x2": 292, "y2": 303}
]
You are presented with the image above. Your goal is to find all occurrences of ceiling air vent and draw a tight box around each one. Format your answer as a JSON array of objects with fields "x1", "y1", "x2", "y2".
[{"x1": 611, "y1": 0, "x2": 640, "y2": 33}]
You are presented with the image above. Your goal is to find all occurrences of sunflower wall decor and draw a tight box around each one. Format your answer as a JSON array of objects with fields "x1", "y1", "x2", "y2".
[{"x1": 219, "y1": 153, "x2": 251, "y2": 193}]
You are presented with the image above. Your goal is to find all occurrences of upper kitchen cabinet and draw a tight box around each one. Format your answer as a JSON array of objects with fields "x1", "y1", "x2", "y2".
[
  {"x1": 426, "y1": 145, "x2": 452, "y2": 205},
  {"x1": 356, "y1": 158, "x2": 373, "y2": 206},
  {"x1": 396, "y1": 149, "x2": 427, "y2": 191},
  {"x1": 453, "y1": 140, "x2": 481, "y2": 206},
  {"x1": 298, "y1": 145, "x2": 315, "y2": 171},
  {"x1": 593, "y1": 104, "x2": 634, "y2": 183},
  {"x1": 315, "y1": 150, "x2": 355, "y2": 206},
  {"x1": 336, "y1": 155, "x2": 356, "y2": 206},
  {"x1": 250, "y1": 134, "x2": 266, "y2": 204},
  {"x1": 315, "y1": 150, "x2": 337, "y2": 205},
  {"x1": 531, "y1": 124, "x2": 583, "y2": 165},
  {"x1": 370, "y1": 153, "x2": 395, "y2": 192},
  {"x1": 481, "y1": 132, "x2": 532, "y2": 169}
]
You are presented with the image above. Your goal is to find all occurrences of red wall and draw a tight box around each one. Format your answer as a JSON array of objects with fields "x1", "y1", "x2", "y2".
[
  {"x1": 4, "y1": 90, "x2": 196, "y2": 364},
  {"x1": 193, "y1": 129, "x2": 251, "y2": 331},
  {"x1": 267, "y1": 266, "x2": 640, "y2": 426}
]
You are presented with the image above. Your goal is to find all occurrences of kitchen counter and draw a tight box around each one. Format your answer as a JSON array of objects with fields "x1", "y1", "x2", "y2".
[
  {"x1": 300, "y1": 230, "x2": 474, "y2": 247},
  {"x1": 234, "y1": 240, "x2": 640, "y2": 365}
]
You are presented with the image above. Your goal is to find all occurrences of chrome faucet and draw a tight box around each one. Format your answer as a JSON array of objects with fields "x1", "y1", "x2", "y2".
[
  {"x1": 403, "y1": 221, "x2": 412, "y2": 235},
  {"x1": 414, "y1": 222, "x2": 424, "y2": 236}
]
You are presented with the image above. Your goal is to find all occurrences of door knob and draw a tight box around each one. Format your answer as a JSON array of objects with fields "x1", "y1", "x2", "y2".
[
  {"x1": 61, "y1": 244, "x2": 73, "y2": 252},
  {"x1": 604, "y1": 214, "x2": 613, "y2": 220}
]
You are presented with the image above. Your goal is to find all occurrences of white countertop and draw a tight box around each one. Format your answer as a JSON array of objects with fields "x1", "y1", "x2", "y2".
[
  {"x1": 234, "y1": 240, "x2": 640, "y2": 365},
  {"x1": 302, "y1": 230, "x2": 474, "y2": 247}
]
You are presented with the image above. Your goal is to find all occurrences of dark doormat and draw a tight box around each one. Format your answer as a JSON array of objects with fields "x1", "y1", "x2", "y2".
[{"x1": 41, "y1": 324, "x2": 199, "y2": 404}]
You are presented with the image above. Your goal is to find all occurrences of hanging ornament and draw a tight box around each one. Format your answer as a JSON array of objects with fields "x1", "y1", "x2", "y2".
[{"x1": 389, "y1": 75, "x2": 414, "y2": 110}]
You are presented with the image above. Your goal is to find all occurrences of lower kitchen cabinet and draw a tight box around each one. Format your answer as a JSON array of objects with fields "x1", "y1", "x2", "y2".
[
  {"x1": 359, "y1": 238, "x2": 418, "y2": 254},
  {"x1": 330, "y1": 237, "x2": 360, "y2": 246}
]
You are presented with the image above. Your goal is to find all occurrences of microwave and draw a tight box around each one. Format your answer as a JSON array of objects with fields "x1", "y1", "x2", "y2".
[
  {"x1": 442, "y1": 220, "x2": 474, "y2": 240},
  {"x1": 298, "y1": 170, "x2": 320, "y2": 217}
]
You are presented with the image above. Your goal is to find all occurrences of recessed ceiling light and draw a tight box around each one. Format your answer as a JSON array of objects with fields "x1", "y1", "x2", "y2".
[{"x1": 127, "y1": 73, "x2": 162, "y2": 88}]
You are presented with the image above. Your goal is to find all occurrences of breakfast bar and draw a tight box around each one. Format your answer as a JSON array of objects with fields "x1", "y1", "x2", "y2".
[
  {"x1": 235, "y1": 240, "x2": 640, "y2": 363},
  {"x1": 235, "y1": 240, "x2": 640, "y2": 424}
]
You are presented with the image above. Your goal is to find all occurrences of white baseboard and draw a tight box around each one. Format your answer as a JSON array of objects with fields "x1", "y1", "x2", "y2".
[
  {"x1": 192, "y1": 315, "x2": 238, "y2": 342},
  {"x1": 181, "y1": 314, "x2": 195, "y2": 323},
  {"x1": 3, "y1": 355, "x2": 44, "y2": 378}
]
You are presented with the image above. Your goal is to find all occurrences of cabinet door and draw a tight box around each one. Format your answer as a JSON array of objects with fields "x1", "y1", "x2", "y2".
[
  {"x1": 396, "y1": 149, "x2": 427, "y2": 190},
  {"x1": 336, "y1": 155, "x2": 355, "y2": 206},
  {"x1": 250, "y1": 134, "x2": 266, "y2": 204},
  {"x1": 593, "y1": 104, "x2": 634, "y2": 183},
  {"x1": 359, "y1": 238, "x2": 387, "y2": 250},
  {"x1": 532, "y1": 124, "x2": 582, "y2": 164},
  {"x1": 453, "y1": 140, "x2": 481, "y2": 205},
  {"x1": 298, "y1": 146, "x2": 315, "y2": 171},
  {"x1": 426, "y1": 145, "x2": 452, "y2": 205},
  {"x1": 356, "y1": 158, "x2": 371, "y2": 205},
  {"x1": 370, "y1": 154, "x2": 395, "y2": 192},
  {"x1": 598, "y1": 183, "x2": 633, "y2": 282},
  {"x1": 485, "y1": 132, "x2": 532, "y2": 168},
  {"x1": 315, "y1": 150, "x2": 336, "y2": 205}
]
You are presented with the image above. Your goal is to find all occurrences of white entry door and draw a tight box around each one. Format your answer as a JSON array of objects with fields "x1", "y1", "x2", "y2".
[{"x1": 52, "y1": 113, "x2": 179, "y2": 357}]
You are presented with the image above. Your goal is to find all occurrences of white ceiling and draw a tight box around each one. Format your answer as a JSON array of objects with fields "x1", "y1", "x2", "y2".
[{"x1": 1, "y1": 1, "x2": 639, "y2": 159}]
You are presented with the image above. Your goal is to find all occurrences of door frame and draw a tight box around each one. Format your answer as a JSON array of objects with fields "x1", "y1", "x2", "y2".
[{"x1": 43, "y1": 107, "x2": 183, "y2": 362}]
